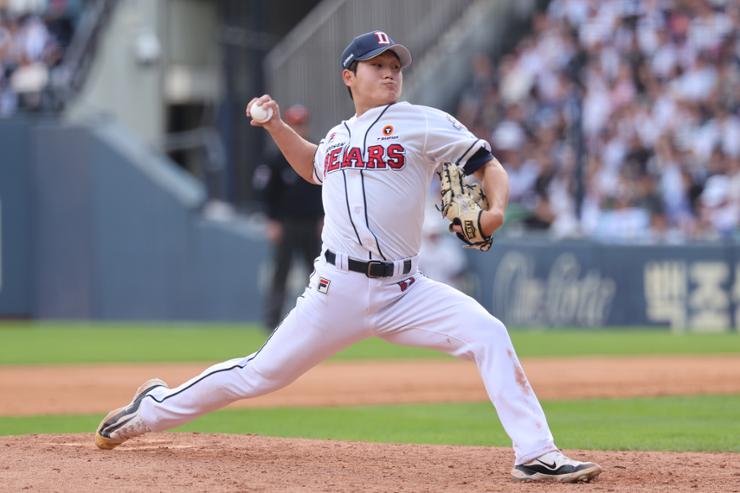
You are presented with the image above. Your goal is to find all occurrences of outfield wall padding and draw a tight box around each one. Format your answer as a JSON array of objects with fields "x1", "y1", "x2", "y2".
[
  {"x1": 467, "y1": 239, "x2": 739, "y2": 332},
  {"x1": 0, "y1": 119, "x2": 34, "y2": 317}
]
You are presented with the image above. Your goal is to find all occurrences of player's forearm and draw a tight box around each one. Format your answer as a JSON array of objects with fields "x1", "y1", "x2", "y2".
[
  {"x1": 265, "y1": 121, "x2": 319, "y2": 183},
  {"x1": 475, "y1": 158, "x2": 509, "y2": 236}
]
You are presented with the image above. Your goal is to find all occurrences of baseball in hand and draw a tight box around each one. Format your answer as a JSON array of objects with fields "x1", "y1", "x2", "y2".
[{"x1": 250, "y1": 102, "x2": 273, "y2": 123}]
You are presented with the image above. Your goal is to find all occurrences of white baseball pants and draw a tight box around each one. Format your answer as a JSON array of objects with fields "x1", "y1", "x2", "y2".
[{"x1": 139, "y1": 253, "x2": 557, "y2": 463}]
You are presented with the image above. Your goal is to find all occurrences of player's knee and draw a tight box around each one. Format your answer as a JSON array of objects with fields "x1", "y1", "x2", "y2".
[
  {"x1": 477, "y1": 311, "x2": 508, "y2": 336},
  {"x1": 470, "y1": 315, "x2": 509, "y2": 352},
  {"x1": 488, "y1": 316, "x2": 509, "y2": 337},
  {"x1": 256, "y1": 363, "x2": 285, "y2": 382},
  {"x1": 241, "y1": 362, "x2": 290, "y2": 394}
]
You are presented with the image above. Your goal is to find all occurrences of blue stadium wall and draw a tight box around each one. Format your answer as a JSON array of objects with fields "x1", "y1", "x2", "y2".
[
  {"x1": 466, "y1": 240, "x2": 739, "y2": 332},
  {"x1": 0, "y1": 117, "x2": 268, "y2": 322},
  {"x1": 0, "y1": 118, "x2": 33, "y2": 317},
  {"x1": 0, "y1": 117, "x2": 738, "y2": 330}
]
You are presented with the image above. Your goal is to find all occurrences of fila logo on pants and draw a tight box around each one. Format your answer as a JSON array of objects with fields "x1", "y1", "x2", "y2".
[{"x1": 318, "y1": 277, "x2": 331, "y2": 294}]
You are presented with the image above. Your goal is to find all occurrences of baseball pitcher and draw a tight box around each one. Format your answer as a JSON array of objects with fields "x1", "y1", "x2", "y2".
[{"x1": 95, "y1": 31, "x2": 602, "y2": 483}]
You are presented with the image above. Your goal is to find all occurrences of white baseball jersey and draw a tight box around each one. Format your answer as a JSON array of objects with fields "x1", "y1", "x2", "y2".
[
  {"x1": 135, "y1": 100, "x2": 558, "y2": 467},
  {"x1": 312, "y1": 101, "x2": 491, "y2": 260}
]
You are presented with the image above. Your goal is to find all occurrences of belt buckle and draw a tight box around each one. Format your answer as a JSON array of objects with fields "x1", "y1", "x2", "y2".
[{"x1": 366, "y1": 260, "x2": 385, "y2": 278}]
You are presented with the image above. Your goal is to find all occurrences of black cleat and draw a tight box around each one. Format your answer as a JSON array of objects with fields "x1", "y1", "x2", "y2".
[{"x1": 512, "y1": 450, "x2": 602, "y2": 483}]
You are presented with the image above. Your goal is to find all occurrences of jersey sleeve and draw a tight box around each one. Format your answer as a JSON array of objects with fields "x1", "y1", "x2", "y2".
[
  {"x1": 422, "y1": 107, "x2": 491, "y2": 172},
  {"x1": 311, "y1": 139, "x2": 326, "y2": 185}
]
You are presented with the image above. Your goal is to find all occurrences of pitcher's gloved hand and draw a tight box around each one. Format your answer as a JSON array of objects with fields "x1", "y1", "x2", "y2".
[{"x1": 438, "y1": 162, "x2": 493, "y2": 252}]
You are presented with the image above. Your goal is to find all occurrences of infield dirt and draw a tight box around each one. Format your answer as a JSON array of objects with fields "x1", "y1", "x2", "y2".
[{"x1": 2, "y1": 355, "x2": 740, "y2": 415}]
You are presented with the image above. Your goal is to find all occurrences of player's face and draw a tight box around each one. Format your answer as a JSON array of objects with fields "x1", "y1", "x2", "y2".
[{"x1": 346, "y1": 51, "x2": 403, "y2": 111}]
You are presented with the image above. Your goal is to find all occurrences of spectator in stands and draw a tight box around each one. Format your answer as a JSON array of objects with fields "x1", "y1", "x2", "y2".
[
  {"x1": 697, "y1": 172, "x2": 737, "y2": 238},
  {"x1": 0, "y1": 12, "x2": 16, "y2": 115},
  {"x1": 0, "y1": 1, "x2": 74, "y2": 116},
  {"x1": 7, "y1": 13, "x2": 53, "y2": 110},
  {"x1": 455, "y1": 0, "x2": 739, "y2": 241}
]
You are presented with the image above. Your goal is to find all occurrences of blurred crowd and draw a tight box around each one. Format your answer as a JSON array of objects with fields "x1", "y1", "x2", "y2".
[
  {"x1": 455, "y1": 0, "x2": 739, "y2": 242},
  {"x1": 0, "y1": 0, "x2": 79, "y2": 116}
]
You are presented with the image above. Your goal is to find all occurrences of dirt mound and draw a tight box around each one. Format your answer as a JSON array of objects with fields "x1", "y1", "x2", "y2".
[{"x1": 1, "y1": 433, "x2": 737, "y2": 492}]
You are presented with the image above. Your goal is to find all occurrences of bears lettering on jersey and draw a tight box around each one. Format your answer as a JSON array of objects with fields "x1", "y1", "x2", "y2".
[{"x1": 324, "y1": 144, "x2": 406, "y2": 175}]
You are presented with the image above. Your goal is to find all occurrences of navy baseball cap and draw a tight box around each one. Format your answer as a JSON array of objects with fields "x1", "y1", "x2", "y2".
[{"x1": 340, "y1": 31, "x2": 412, "y2": 70}]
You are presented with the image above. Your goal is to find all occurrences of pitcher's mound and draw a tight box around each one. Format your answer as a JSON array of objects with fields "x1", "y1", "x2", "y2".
[{"x1": 1, "y1": 433, "x2": 737, "y2": 492}]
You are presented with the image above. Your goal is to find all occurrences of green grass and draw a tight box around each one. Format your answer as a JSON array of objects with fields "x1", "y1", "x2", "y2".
[
  {"x1": 0, "y1": 322, "x2": 438, "y2": 364},
  {"x1": 3, "y1": 323, "x2": 736, "y2": 453},
  {"x1": 1, "y1": 322, "x2": 739, "y2": 365},
  {"x1": 1, "y1": 395, "x2": 737, "y2": 452}
]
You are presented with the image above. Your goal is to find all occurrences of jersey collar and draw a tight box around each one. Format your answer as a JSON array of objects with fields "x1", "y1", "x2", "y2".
[{"x1": 352, "y1": 102, "x2": 398, "y2": 121}]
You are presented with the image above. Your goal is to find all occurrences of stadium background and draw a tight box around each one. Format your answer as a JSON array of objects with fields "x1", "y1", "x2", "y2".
[
  {"x1": 0, "y1": 0, "x2": 739, "y2": 491},
  {"x1": 1, "y1": 0, "x2": 739, "y2": 331}
]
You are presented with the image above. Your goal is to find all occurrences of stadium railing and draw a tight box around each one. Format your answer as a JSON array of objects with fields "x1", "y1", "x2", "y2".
[
  {"x1": 264, "y1": 0, "x2": 475, "y2": 137},
  {"x1": 48, "y1": 0, "x2": 118, "y2": 112}
]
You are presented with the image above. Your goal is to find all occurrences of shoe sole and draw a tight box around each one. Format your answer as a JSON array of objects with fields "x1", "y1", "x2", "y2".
[
  {"x1": 95, "y1": 378, "x2": 167, "y2": 450},
  {"x1": 512, "y1": 463, "x2": 602, "y2": 483}
]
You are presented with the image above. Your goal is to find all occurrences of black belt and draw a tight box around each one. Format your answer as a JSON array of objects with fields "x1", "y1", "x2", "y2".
[{"x1": 324, "y1": 250, "x2": 411, "y2": 278}]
